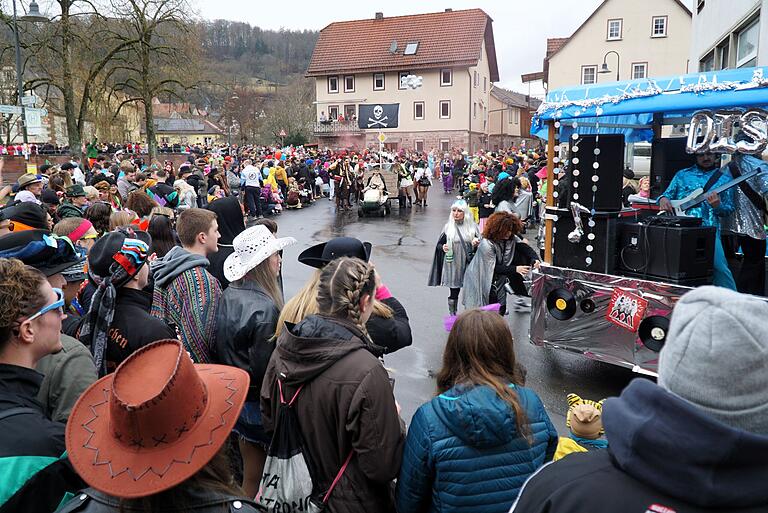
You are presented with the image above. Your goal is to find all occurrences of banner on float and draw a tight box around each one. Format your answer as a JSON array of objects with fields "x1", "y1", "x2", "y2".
[{"x1": 358, "y1": 104, "x2": 399, "y2": 130}]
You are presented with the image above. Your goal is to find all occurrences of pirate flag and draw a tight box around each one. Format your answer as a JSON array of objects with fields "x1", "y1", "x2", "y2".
[{"x1": 358, "y1": 104, "x2": 399, "y2": 129}]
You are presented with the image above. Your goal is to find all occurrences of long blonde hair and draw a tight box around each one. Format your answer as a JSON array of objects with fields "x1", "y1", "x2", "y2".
[
  {"x1": 275, "y1": 267, "x2": 393, "y2": 338},
  {"x1": 243, "y1": 257, "x2": 284, "y2": 309}
]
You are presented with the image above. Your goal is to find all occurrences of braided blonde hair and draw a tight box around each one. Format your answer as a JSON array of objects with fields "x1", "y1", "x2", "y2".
[{"x1": 316, "y1": 257, "x2": 377, "y2": 338}]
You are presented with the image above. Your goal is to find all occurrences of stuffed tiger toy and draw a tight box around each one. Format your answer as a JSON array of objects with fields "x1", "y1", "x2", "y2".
[{"x1": 566, "y1": 393, "x2": 605, "y2": 436}]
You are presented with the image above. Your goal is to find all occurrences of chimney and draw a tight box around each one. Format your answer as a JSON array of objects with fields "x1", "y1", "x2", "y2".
[
  {"x1": 375, "y1": 12, "x2": 383, "y2": 19},
  {"x1": 445, "y1": 8, "x2": 452, "y2": 12}
]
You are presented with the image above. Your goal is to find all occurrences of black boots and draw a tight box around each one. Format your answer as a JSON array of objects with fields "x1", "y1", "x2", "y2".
[{"x1": 448, "y1": 298, "x2": 458, "y2": 316}]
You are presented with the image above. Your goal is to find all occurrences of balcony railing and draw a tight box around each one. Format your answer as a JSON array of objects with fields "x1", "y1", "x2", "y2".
[{"x1": 310, "y1": 120, "x2": 363, "y2": 136}]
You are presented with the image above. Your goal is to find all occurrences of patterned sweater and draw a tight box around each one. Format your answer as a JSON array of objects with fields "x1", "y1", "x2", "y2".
[{"x1": 151, "y1": 265, "x2": 222, "y2": 363}]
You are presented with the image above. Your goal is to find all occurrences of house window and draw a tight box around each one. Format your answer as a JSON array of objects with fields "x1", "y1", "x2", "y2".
[
  {"x1": 581, "y1": 65, "x2": 597, "y2": 85},
  {"x1": 414, "y1": 101, "x2": 424, "y2": 120},
  {"x1": 718, "y1": 42, "x2": 730, "y2": 70},
  {"x1": 508, "y1": 107, "x2": 514, "y2": 124},
  {"x1": 439, "y1": 139, "x2": 450, "y2": 151},
  {"x1": 439, "y1": 100, "x2": 451, "y2": 119},
  {"x1": 344, "y1": 104, "x2": 356, "y2": 120},
  {"x1": 513, "y1": 109, "x2": 520, "y2": 125},
  {"x1": 344, "y1": 75, "x2": 355, "y2": 92},
  {"x1": 328, "y1": 105, "x2": 339, "y2": 120},
  {"x1": 373, "y1": 73, "x2": 385, "y2": 91},
  {"x1": 737, "y1": 19, "x2": 759, "y2": 68},
  {"x1": 473, "y1": 102, "x2": 477, "y2": 119},
  {"x1": 473, "y1": 71, "x2": 479, "y2": 87},
  {"x1": 483, "y1": 76, "x2": 487, "y2": 92},
  {"x1": 398, "y1": 71, "x2": 410, "y2": 90},
  {"x1": 328, "y1": 76, "x2": 339, "y2": 94},
  {"x1": 697, "y1": 0, "x2": 705, "y2": 13},
  {"x1": 700, "y1": 51, "x2": 715, "y2": 72},
  {"x1": 440, "y1": 69, "x2": 452, "y2": 86},
  {"x1": 415, "y1": 140, "x2": 424, "y2": 152},
  {"x1": 404, "y1": 42, "x2": 419, "y2": 55},
  {"x1": 632, "y1": 62, "x2": 648, "y2": 79},
  {"x1": 652, "y1": 16, "x2": 668, "y2": 37},
  {"x1": 607, "y1": 19, "x2": 623, "y2": 40}
]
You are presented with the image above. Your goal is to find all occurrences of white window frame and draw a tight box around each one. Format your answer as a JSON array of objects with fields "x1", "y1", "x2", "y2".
[
  {"x1": 483, "y1": 76, "x2": 487, "y2": 92},
  {"x1": 398, "y1": 71, "x2": 410, "y2": 90},
  {"x1": 473, "y1": 71, "x2": 479, "y2": 87},
  {"x1": 652, "y1": 16, "x2": 668, "y2": 37},
  {"x1": 328, "y1": 105, "x2": 339, "y2": 120},
  {"x1": 404, "y1": 42, "x2": 419, "y2": 55},
  {"x1": 439, "y1": 139, "x2": 450, "y2": 151},
  {"x1": 439, "y1": 100, "x2": 451, "y2": 119},
  {"x1": 607, "y1": 19, "x2": 623, "y2": 40},
  {"x1": 736, "y1": 19, "x2": 760, "y2": 68},
  {"x1": 327, "y1": 76, "x2": 339, "y2": 94},
  {"x1": 343, "y1": 75, "x2": 355, "y2": 93},
  {"x1": 440, "y1": 68, "x2": 452, "y2": 86},
  {"x1": 513, "y1": 108, "x2": 520, "y2": 125},
  {"x1": 414, "y1": 101, "x2": 425, "y2": 120},
  {"x1": 343, "y1": 104, "x2": 356, "y2": 119},
  {"x1": 508, "y1": 107, "x2": 514, "y2": 124},
  {"x1": 581, "y1": 65, "x2": 597, "y2": 85},
  {"x1": 632, "y1": 62, "x2": 648, "y2": 79},
  {"x1": 373, "y1": 73, "x2": 385, "y2": 91}
]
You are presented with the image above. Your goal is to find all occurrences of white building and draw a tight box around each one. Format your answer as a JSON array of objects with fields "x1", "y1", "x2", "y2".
[
  {"x1": 690, "y1": 0, "x2": 766, "y2": 71},
  {"x1": 542, "y1": 0, "x2": 692, "y2": 90}
]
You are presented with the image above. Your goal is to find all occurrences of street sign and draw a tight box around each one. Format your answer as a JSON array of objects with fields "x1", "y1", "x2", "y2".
[
  {"x1": 278, "y1": 129, "x2": 286, "y2": 137},
  {"x1": 0, "y1": 105, "x2": 48, "y2": 116},
  {"x1": 21, "y1": 96, "x2": 35, "y2": 107},
  {"x1": 377, "y1": 133, "x2": 387, "y2": 143}
]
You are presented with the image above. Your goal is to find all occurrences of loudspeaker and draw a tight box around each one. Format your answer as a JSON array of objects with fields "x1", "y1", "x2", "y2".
[
  {"x1": 568, "y1": 134, "x2": 625, "y2": 211},
  {"x1": 650, "y1": 137, "x2": 697, "y2": 197},
  {"x1": 552, "y1": 211, "x2": 619, "y2": 274},
  {"x1": 616, "y1": 222, "x2": 716, "y2": 283}
]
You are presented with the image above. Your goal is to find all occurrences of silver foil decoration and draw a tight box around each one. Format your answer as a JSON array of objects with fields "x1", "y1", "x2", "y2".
[
  {"x1": 530, "y1": 266, "x2": 695, "y2": 375},
  {"x1": 567, "y1": 202, "x2": 590, "y2": 243}
]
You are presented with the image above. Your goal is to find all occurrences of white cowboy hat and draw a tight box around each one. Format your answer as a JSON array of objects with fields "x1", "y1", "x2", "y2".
[{"x1": 223, "y1": 225, "x2": 296, "y2": 282}]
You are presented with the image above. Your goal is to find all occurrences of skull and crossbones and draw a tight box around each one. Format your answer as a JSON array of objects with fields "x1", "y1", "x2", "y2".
[{"x1": 367, "y1": 104, "x2": 389, "y2": 128}]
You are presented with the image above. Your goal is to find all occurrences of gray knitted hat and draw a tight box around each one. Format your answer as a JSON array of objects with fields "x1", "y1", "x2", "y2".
[{"x1": 658, "y1": 286, "x2": 768, "y2": 435}]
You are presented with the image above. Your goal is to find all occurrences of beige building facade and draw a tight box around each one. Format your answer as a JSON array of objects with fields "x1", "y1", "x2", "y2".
[
  {"x1": 690, "y1": 0, "x2": 766, "y2": 71},
  {"x1": 488, "y1": 86, "x2": 541, "y2": 150},
  {"x1": 546, "y1": 0, "x2": 692, "y2": 90},
  {"x1": 307, "y1": 9, "x2": 499, "y2": 152}
]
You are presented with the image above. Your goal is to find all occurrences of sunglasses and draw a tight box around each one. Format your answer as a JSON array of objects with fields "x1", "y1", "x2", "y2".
[{"x1": 27, "y1": 288, "x2": 65, "y2": 322}]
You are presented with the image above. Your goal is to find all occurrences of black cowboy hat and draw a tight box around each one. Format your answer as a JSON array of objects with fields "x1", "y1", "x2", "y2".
[{"x1": 298, "y1": 237, "x2": 372, "y2": 269}]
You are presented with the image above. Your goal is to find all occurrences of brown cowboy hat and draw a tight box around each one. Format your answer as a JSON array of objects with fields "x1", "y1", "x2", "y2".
[{"x1": 66, "y1": 339, "x2": 249, "y2": 499}]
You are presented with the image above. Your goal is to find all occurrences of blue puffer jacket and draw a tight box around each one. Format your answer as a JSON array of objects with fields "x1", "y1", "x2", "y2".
[{"x1": 396, "y1": 384, "x2": 558, "y2": 513}]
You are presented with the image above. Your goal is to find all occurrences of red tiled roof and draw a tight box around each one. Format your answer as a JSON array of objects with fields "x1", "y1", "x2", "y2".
[
  {"x1": 546, "y1": 38, "x2": 570, "y2": 58},
  {"x1": 306, "y1": 9, "x2": 500, "y2": 82}
]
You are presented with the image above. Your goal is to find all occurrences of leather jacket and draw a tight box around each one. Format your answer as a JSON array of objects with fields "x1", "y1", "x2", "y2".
[
  {"x1": 58, "y1": 487, "x2": 263, "y2": 512},
  {"x1": 214, "y1": 280, "x2": 279, "y2": 401}
]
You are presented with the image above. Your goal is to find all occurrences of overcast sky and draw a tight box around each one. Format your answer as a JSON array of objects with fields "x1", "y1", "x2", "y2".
[{"x1": 196, "y1": 0, "x2": 608, "y2": 97}]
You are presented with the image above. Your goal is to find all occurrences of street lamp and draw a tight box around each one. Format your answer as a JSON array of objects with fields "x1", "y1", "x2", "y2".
[
  {"x1": 11, "y1": 0, "x2": 48, "y2": 146},
  {"x1": 599, "y1": 50, "x2": 621, "y2": 81}
]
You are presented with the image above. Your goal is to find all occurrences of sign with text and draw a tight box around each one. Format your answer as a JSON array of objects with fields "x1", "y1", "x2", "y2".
[
  {"x1": 358, "y1": 104, "x2": 399, "y2": 129},
  {"x1": 687, "y1": 108, "x2": 768, "y2": 155}
]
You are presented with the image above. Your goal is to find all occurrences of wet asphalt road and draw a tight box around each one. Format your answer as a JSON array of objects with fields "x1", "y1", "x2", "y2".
[{"x1": 272, "y1": 189, "x2": 638, "y2": 434}]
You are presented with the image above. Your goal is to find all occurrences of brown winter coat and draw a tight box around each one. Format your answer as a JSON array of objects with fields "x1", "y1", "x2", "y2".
[{"x1": 261, "y1": 314, "x2": 405, "y2": 513}]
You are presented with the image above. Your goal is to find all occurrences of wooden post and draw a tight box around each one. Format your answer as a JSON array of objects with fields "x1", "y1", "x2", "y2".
[{"x1": 544, "y1": 119, "x2": 556, "y2": 264}]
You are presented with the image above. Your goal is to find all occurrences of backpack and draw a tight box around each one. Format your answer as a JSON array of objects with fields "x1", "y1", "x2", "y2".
[{"x1": 256, "y1": 380, "x2": 352, "y2": 512}]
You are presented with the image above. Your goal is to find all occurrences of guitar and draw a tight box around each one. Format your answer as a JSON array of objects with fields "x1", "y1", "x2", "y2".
[{"x1": 665, "y1": 168, "x2": 761, "y2": 217}]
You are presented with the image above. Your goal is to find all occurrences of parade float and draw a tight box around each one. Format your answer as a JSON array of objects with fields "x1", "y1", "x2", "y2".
[{"x1": 529, "y1": 67, "x2": 768, "y2": 375}]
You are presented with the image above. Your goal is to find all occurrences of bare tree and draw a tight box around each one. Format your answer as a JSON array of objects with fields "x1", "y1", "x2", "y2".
[
  {"x1": 104, "y1": 0, "x2": 199, "y2": 160},
  {"x1": 258, "y1": 78, "x2": 314, "y2": 145}
]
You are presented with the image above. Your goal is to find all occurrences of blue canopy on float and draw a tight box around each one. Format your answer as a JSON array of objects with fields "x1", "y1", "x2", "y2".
[{"x1": 531, "y1": 67, "x2": 768, "y2": 142}]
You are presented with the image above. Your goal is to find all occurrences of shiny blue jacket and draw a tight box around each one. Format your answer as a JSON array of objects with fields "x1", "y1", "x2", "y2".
[{"x1": 395, "y1": 384, "x2": 558, "y2": 513}]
